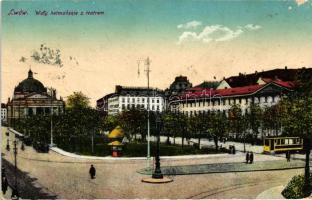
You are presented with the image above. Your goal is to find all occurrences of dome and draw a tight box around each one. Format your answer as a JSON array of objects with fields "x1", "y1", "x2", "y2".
[
  {"x1": 14, "y1": 70, "x2": 47, "y2": 94},
  {"x1": 108, "y1": 126, "x2": 125, "y2": 139}
]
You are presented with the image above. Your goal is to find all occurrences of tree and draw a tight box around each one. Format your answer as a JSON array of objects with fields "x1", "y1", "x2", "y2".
[
  {"x1": 66, "y1": 91, "x2": 90, "y2": 109},
  {"x1": 247, "y1": 103, "x2": 263, "y2": 143},
  {"x1": 228, "y1": 104, "x2": 243, "y2": 139},
  {"x1": 279, "y1": 96, "x2": 312, "y2": 195},
  {"x1": 118, "y1": 108, "x2": 147, "y2": 142},
  {"x1": 229, "y1": 104, "x2": 248, "y2": 152},
  {"x1": 162, "y1": 111, "x2": 177, "y2": 145},
  {"x1": 102, "y1": 115, "x2": 119, "y2": 133},
  {"x1": 209, "y1": 111, "x2": 228, "y2": 151}
]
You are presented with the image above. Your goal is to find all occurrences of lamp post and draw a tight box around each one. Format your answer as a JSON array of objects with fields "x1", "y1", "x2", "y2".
[
  {"x1": 11, "y1": 140, "x2": 19, "y2": 199},
  {"x1": 152, "y1": 114, "x2": 163, "y2": 179},
  {"x1": 303, "y1": 137, "x2": 311, "y2": 195}
]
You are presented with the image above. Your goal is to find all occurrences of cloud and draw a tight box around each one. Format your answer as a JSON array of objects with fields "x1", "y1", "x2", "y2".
[
  {"x1": 177, "y1": 20, "x2": 202, "y2": 29},
  {"x1": 245, "y1": 24, "x2": 262, "y2": 31},
  {"x1": 295, "y1": 0, "x2": 308, "y2": 6},
  {"x1": 177, "y1": 23, "x2": 261, "y2": 45}
]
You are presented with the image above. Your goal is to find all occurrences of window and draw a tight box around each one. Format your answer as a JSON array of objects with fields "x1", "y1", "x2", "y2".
[
  {"x1": 157, "y1": 105, "x2": 159, "y2": 111},
  {"x1": 142, "y1": 98, "x2": 145, "y2": 103},
  {"x1": 157, "y1": 99, "x2": 159, "y2": 103},
  {"x1": 132, "y1": 98, "x2": 135, "y2": 103},
  {"x1": 122, "y1": 98, "x2": 125, "y2": 103},
  {"x1": 137, "y1": 98, "x2": 140, "y2": 103},
  {"x1": 122, "y1": 104, "x2": 125, "y2": 109},
  {"x1": 152, "y1": 105, "x2": 155, "y2": 110},
  {"x1": 127, "y1": 98, "x2": 130, "y2": 103}
]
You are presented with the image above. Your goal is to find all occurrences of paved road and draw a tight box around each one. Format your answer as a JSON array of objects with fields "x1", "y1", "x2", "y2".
[{"x1": 1, "y1": 127, "x2": 304, "y2": 199}]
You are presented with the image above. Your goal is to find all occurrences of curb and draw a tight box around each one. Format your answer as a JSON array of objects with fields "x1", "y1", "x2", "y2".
[
  {"x1": 137, "y1": 162, "x2": 305, "y2": 175},
  {"x1": 50, "y1": 147, "x2": 230, "y2": 161}
]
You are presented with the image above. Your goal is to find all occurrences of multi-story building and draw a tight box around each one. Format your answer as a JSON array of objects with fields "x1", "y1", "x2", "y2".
[
  {"x1": 164, "y1": 75, "x2": 192, "y2": 110},
  {"x1": 7, "y1": 69, "x2": 65, "y2": 127},
  {"x1": 1, "y1": 103, "x2": 7, "y2": 124},
  {"x1": 168, "y1": 67, "x2": 309, "y2": 116},
  {"x1": 169, "y1": 79, "x2": 295, "y2": 116},
  {"x1": 97, "y1": 85, "x2": 165, "y2": 115}
]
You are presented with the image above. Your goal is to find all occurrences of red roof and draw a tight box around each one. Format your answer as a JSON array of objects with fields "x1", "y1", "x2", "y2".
[{"x1": 178, "y1": 81, "x2": 295, "y2": 100}]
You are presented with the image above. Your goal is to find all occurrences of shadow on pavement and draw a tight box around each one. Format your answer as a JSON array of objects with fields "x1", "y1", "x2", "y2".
[{"x1": 2, "y1": 159, "x2": 58, "y2": 199}]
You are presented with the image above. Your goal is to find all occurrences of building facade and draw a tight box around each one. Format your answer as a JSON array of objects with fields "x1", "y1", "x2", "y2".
[
  {"x1": 169, "y1": 78, "x2": 295, "y2": 116},
  {"x1": 7, "y1": 70, "x2": 65, "y2": 127},
  {"x1": 97, "y1": 85, "x2": 165, "y2": 115},
  {"x1": 1, "y1": 103, "x2": 7, "y2": 124}
]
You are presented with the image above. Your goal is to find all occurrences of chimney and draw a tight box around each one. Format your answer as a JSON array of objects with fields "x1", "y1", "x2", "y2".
[{"x1": 285, "y1": 66, "x2": 288, "y2": 70}]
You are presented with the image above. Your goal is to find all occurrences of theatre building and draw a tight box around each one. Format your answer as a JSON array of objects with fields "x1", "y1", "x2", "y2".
[{"x1": 7, "y1": 70, "x2": 65, "y2": 127}]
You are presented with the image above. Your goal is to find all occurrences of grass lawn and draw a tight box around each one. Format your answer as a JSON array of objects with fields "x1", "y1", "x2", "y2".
[{"x1": 58, "y1": 141, "x2": 228, "y2": 157}]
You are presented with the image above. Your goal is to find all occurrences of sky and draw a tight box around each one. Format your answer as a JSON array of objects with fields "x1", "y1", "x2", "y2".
[{"x1": 2, "y1": 0, "x2": 312, "y2": 105}]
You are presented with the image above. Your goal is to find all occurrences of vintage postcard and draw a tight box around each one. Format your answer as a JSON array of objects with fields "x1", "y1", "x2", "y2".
[{"x1": 1, "y1": 0, "x2": 312, "y2": 199}]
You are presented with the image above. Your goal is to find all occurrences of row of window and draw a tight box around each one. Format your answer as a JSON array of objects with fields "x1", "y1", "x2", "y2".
[
  {"x1": 181, "y1": 96, "x2": 279, "y2": 108},
  {"x1": 121, "y1": 104, "x2": 161, "y2": 111},
  {"x1": 121, "y1": 97, "x2": 161, "y2": 104}
]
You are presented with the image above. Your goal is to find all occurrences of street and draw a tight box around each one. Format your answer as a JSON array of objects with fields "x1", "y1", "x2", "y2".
[{"x1": 1, "y1": 127, "x2": 304, "y2": 199}]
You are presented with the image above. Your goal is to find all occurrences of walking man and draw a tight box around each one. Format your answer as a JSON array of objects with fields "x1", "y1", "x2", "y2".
[
  {"x1": 250, "y1": 152, "x2": 254, "y2": 164},
  {"x1": 89, "y1": 164, "x2": 96, "y2": 179},
  {"x1": 246, "y1": 152, "x2": 250, "y2": 164},
  {"x1": 2, "y1": 176, "x2": 8, "y2": 194},
  {"x1": 286, "y1": 151, "x2": 291, "y2": 162}
]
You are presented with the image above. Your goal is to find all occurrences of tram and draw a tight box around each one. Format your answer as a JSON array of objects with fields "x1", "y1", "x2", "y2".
[{"x1": 263, "y1": 137, "x2": 303, "y2": 153}]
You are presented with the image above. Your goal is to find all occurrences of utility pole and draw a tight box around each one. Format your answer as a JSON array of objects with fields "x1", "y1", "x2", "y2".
[
  {"x1": 145, "y1": 57, "x2": 151, "y2": 160},
  {"x1": 50, "y1": 87, "x2": 54, "y2": 147},
  {"x1": 138, "y1": 57, "x2": 152, "y2": 166}
]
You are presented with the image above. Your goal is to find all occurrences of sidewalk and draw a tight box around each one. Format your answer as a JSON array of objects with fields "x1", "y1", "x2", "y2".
[
  {"x1": 138, "y1": 159, "x2": 306, "y2": 175},
  {"x1": 256, "y1": 186, "x2": 285, "y2": 199}
]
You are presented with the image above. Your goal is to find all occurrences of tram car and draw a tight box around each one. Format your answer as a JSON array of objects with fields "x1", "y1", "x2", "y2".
[{"x1": 263, "y1": 137, "x2": 303, "y2": 153}]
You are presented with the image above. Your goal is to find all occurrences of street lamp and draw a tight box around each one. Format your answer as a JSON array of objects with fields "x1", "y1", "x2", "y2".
[
  {"x1": 303, "y1": 137, "x2": 311, "y2": 195},
  {"x1": 152, "y1": 114, "x2": 163, "y2": 179},
  {"x1": 11, "y1": 140, "x2": 19, "y2": 199},
  {"x1": 6, "y1": 138, "x2": 10, "y2": 151}
]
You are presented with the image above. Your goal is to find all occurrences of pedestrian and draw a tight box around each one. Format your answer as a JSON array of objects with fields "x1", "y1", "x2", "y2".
[
  {"x1": 233, "y1": 145, "x2": 236, "y2": 154},
  {"x1": 246, "y1": 152, "x2": 250, "y2": 164},
  {"x1": 250, "y1": 152, "x2": 254, "y2": 164},
  {"x1": 286, "y1": 151, "x2": 291, "y2": 162},
  {"x1": 229, "y1": 145, "x2": 233, "y2": 154},
  {"x1": 2, "y1": 176, "x2": 8, "y2": 195},
  {"x1": 89, "y1": 164, "x2": 96, "y2": 179}
]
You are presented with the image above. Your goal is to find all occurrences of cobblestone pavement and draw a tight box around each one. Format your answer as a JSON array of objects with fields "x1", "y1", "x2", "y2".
[{"x1": 0, "y1": 127, "x2": 305, "y2": 199}]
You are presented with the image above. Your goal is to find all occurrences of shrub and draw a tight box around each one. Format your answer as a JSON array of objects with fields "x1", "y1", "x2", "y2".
[{"x1": 282, "y1": 173, "x2": 312, "y2": 199}]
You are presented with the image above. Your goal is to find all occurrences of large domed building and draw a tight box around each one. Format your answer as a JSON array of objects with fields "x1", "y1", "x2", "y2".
[{"x1": 7, "y1": 69, "x2": 65, "y2": 127}]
